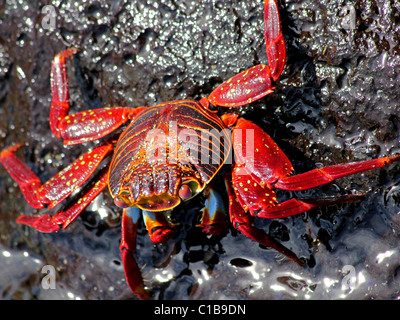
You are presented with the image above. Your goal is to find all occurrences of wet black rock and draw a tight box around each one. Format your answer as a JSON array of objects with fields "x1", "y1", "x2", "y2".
[{"x1": 0, "y1": 0, "x2": 399, "y2": 300}]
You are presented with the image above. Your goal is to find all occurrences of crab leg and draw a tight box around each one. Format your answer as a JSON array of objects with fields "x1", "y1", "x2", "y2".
[
  {"x1": 204, "y1": 0, "x2": 285, "y2": 108},
  {"x1": 231, "y1": 118, "x2": 293, "y2": 187},
  {"x1": 50, "y1": 48, "x2": 146, "y2": 145},
  {"x1": 0, "y1": 144, "x2": 44, "y2": 209},
  {"x1": 120, "y1": 207, "x2": 151, "y2": 300},
  {"x1": 0, "y1": 143, "x2": 112, "y2": 212},
  {"x1": 273, "y1": 155, "x2": 400, "y2": 191},
  {"x1": 206, "y1": 64, "x2": 274, "y2": 108},
  {"x1": 197, "y1": 186, "x2": 228, "y2": 235},
  {"x1": 17, "y1": 165, "x2": 110, "y2": 232},
  {"x1": 232, "y1": 157, "x2": 367, "y2": 219},
  {"x1": 252, "y1": 155, "x2": 400, "y2": 218},
  {"x1": 40, "y1": 144, "x2": 113, "y2": 208},
  {"x1": 54, "y1": 165, "x2": 110, "y2": 230},
  {"x1": 224, "y1": 176, "x2": 300, "y2": 264},
  {"x1": 50, "y1": 48, "x2": 79, "y2": 138},
  {"x1": 230, "y1": 118, "x2": 400, "y2": 218},
  {"x1": 142, "y1": 210, "x2": 176, "y2": 243},
  {"x1": 264, "y1": 0, "x2": 286, "y2": 81},
  {"x1": 59, "y1": 106, "x2": 146, "y2": 146},
  {"x1": 256, "y1": 194, "x2": 365, "y2": 219}
]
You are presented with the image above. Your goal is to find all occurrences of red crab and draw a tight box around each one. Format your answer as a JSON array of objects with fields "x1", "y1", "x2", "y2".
[{"x1": 1, "y1": 0, "x2": 399, "y2": 299}]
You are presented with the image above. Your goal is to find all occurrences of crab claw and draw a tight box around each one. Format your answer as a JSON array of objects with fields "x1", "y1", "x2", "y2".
[
  {"x1": 142, "y1": 210, "x2": 176, "y2": 244},
  {"x1": 224, "y1": 175, "x2": 301, "y2": 264},
  {"x1": 232, "y1": 118, "x2": 293, "y2": 188},
  {"x1": 120, "y1": 207, "x2": 151, "y2": 300},
  {"x1": 197, "y1": 186, "x2": 228, "y2": 235}
]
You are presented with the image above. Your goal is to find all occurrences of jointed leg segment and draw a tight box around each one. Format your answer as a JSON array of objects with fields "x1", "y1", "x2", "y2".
[
  {"x1": 50, "y1": 48, "x2": 145, "y2": 145},
  {"x1": 0, "y1": 143, "x2": 113, "y2": 231}
]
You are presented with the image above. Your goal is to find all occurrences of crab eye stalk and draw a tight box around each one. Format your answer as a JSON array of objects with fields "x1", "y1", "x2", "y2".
[
  {"x1": 178, "y1": 180, "x2": 201, "y2": 201},
  {"x1": 114, "y1": 196, "x2": 129, "y2": 208},
  {"x1": 178, "y1": 184, "x2": 192, "y2": 200}
]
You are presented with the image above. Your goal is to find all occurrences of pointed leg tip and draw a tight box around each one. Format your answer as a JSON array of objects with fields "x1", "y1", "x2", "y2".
[
  {"x1": 149, "y1": 227, "x2": 174, "y2": 243},
  {"x1": 121, "y1": 249, "x2": 151, "y2": 299},
  {"x1": 16, "y1": 214, "x2": 60, "y2": 232},
  {"x1": 197, "y1": 222, "x2": 228, "y2": 236},
  {"x1": 390, "y1": 154, "x2": 400, "y2": 162},
  {"x1": 1, "y1": 143, "x2": 24, "y2": 157},
  {"x1": 56, "y1": 48, "x2": 80, "y2": 59}
]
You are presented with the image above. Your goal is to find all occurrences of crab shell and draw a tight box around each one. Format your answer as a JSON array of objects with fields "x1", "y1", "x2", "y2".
[{"x1": 108, "y1": 100, "x2": 231, "y2": 211}]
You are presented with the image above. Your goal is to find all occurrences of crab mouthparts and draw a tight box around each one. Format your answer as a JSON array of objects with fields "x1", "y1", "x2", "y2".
[{"x1": 135, "y1": 193, "x2": 181, "y2": 211}]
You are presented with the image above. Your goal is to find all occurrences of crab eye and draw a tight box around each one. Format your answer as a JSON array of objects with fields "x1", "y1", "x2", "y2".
[
  {"x1": 178, "y1": 184, "x2": 192, "y2": 200},
  {"x1": 178, "y1": 180, "x2": 201, "y2": 201},
  {"x1": 114, "y1": 196, "x2": 129, "y2": 208}
]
